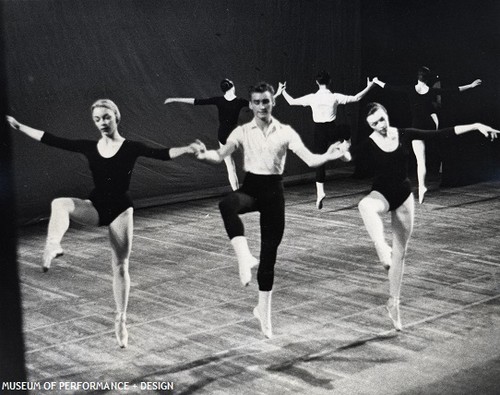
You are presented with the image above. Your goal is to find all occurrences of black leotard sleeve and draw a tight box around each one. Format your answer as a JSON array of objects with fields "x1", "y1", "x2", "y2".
[
  {"x1": 127, "y1": 141, "x2": 171, "y2": 160},
  {"x1": 399, "y1": 127, "x2": 456, "y2": 141},
  {"x1": 194, "y1": 97, "x2": 219, "y2": 106},
  {"x1": 40, "y1": 132, "x2": 95, "y2": 152}
]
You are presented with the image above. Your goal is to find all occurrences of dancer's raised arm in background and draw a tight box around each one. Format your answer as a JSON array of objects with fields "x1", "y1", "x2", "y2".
[{"x1": 373, "y1": 67, "x2": 482, "y2": 203}]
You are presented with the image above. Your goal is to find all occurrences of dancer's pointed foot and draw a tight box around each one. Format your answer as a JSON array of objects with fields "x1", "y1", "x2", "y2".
[
  {"x1": 375, "y1": 243, "x2": 392, "y2": 271},
  {"x1": 418, "y1": 186, "x2": 428, "y2": 204},
  {"x1": 115, "y1": 312, "x2": 128, "y2": 348},
  {"x1": 239, "y1": 256, "x2": 259, "y2": 287},
  {"x1": 42, "y1": 243, "x2": 64, "y2": 272},
  {"x1": 386, "y1": 298, "x2": 402, "y2": 331},
  {"x1": 253, "y1": 306, "x2": 272, "y2": 339},
  {"x1": 316, "y1": 193, "x2": 326, "y2": 210}
]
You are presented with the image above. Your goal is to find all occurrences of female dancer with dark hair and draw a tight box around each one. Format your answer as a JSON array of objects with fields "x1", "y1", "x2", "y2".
[
  {"x1": 351, "y1": 102, "x2": 497, "y2": 331},
  {"x1": 7, "y1": 99, "x2": 198, "y2": 348},
  {"x1": 280, "y1": 72, "x2": 374, "y2": 209},
  {"x1": 194, "y1": 82, "x2": 350, "y2": 338},
  {"x1": 164, "y1": 79, "x2": 284, "y2": 190},
  {"x1": 373, "y1": 67, "x2": 482, "y2": 203}
]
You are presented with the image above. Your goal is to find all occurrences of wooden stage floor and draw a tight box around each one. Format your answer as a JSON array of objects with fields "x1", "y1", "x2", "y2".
[{"x1": 16, "y1": 174, "x2": 500, "y2": 394}]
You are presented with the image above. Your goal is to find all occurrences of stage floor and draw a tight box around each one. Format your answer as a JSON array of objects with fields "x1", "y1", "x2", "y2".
[{"x1": 16, "y1": 174, "x2": 500, "y2": 394}]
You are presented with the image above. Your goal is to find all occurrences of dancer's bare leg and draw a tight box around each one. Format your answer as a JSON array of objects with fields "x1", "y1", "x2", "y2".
[
  {"x1": 43, "y1": 198, "x2": 99, "y2": 272},
  {"x1": 412, "y1": 139, "x2": 427, "y2": 203},
  {"x1": 219, "y1": 142, "x2": 239, "y2": 191},
  {"x1": 387, "y1": 194, "x2": 414, "y2": 331},
  {"x1": 358, "y1": 191, "x2": 392, "y2": 270},
  {"x1": 108, "y1": 207, "x2": 133, "y2": 348}
]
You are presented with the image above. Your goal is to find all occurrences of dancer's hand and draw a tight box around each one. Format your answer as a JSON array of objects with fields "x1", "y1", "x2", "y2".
[
  {"x1": 6, "y1": 115, "x2": 21, "y2": 130},
  {"x1": 164, "y1": 98, "x2": 174, "y2": 104},
  {"x1": 475, "y1": 123, "x2": 499, "y2": 141},
  {"x1": 277, "y1": 81, "x2": 286, "y2": 93},
  {"x1": 372, "y1": 77, "x2": 383, "y2": 86},
  {"x1": 470, "y1": 79, "x2": 482, "y2": 88},
  {"x1": 367, "y1": 77, "x2": 375, "y2": 88},
  {"x1": 193, "y1": 139, "x2": 208, "y2": 159}
]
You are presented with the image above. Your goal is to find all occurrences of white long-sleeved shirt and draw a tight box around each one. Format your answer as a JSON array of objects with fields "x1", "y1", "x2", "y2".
[
  {"x1": 227, "y1": 117, "x2": 307, "y2": 175},
  {"x1": 287, "y1": 87, "x2": 357, "y2": 123}
]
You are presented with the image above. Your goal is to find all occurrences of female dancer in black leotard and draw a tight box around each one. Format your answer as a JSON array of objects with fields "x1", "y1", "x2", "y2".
[
  {"x1": 373, "y1": 67, "x2": 481, "y2": 203},
  {"x1": 6, "y1": 99, "x2": 198, "y2": 348},
  {"x1": 164, "y1": 79, "x2": 284, "y2": 190},
  {"x1": 352, "y1": 102, "x2": 497, "y2": 331}
]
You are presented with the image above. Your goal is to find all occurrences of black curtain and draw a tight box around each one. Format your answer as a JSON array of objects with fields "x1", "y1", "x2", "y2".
[{"x1": 3, "y1": 0, "x2": 362, "y2": 224}]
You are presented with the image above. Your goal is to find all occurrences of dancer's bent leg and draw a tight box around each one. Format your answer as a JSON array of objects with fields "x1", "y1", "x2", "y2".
[
  {"x1": 43, "y1": 198, "x2": 99, "y2": 272},
  {"x1": 219, "y1": 192, "x2": 258, "y2": 286},
  {"x1": 358, "y1": 191, "x2": 392, "y2": 270},
  {"x1": 108, "y1": 207, "x2": 133, "y2": 348}
]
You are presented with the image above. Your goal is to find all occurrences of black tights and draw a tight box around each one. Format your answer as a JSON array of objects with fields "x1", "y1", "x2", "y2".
[
  {"x1": 314, "y1": 121, "x2": 345, "y2": 183},
  {"x1": 219, "y1": 173, "x2": 285, "y2": 291}
]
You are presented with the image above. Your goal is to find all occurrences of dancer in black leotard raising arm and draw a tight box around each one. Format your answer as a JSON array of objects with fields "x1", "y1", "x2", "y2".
[
  {"x1": 373, "y1": 67, "x2": 481, "y2": 203},
  {"x1": 6, "y1": 99, "x2": 198, "y2": 348},
  {"x1": 164, "y1": 79, "x2": 284, "y2": 190},
  {"x1": 350, "y1": 102, "x2": 497, "y2": 331}
]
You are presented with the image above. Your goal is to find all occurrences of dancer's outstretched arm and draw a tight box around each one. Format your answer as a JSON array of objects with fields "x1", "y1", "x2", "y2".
[
  {"x1": 194, "y1": 139, "x2": 237, "y2": 164},
  {"x1": 164, "y1": 97, "x2": 195, "y2": 105},
  {"x1": 458, "y1": 79, "x2": 482, "y2": 92},
  {"x1": 6, "y1": 116, "x2": 44, "y2": 141},
  {"x1": 454, "y1": 123, "x2": 498, "y2": 139},
  {"x1": 294, "y1": 140, "x2": 350, "y2": 167},
  {"x1": 352, "y1": 78, "x2": 376, "y2": 101}
]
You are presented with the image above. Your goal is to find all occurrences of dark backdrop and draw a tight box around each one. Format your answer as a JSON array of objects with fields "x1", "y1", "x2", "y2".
[
  {"x1": 356, "y1": 0, "x2": 500, "y2": 185},
  {"x1": 3, "y1": 0, "x2": 362, "y2": 224}
]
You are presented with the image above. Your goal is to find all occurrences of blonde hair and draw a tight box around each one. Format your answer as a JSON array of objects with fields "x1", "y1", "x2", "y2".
[{"x1": 91, "y1": 99, "x2": 121, "y2": 123}]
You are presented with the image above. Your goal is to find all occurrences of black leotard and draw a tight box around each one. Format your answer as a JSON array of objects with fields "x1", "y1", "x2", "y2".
[
  {"x1": 384, "y1": 85, "x2": 459, "y2": 129},
  {"x1": 41, "y1": 133, "x2": 171, "y2": 226},
  {"x1": 369, "y1": 127, "x2": 455, "y2": 210},
  {"x1": 194, "y1": 96, "x2": 248, "y2": 144}
]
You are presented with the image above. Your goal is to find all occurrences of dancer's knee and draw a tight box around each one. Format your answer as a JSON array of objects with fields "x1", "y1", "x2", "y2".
[
  {"x1": 51, "y1": 197, "x2": 73, "y2": 213},
  {"x1": 112, "y1": 258, "x2": 129, "y2": 277},
  {"x1": 219, "y1": 194, "x2": 239, "y2": 216}
]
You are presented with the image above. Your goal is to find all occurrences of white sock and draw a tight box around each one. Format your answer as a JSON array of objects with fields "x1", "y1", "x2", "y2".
[{"x1": 231, "y1": 236, "x2": 258, "y2": 286}]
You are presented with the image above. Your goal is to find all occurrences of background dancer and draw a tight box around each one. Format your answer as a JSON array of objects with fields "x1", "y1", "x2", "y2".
[
  {"x1": 164, "y1": 78, "x2": 284, "y2": 190},
  {"x1": 194, "y1": 82, "x2": 350, "y2": 339},
  {"x1": 6, "y1": 99, "x2": 198, "y2": 348},
  {"x1": 373, "y1": 68, "x2": 482, "y2": 203},
  {"x1": 280, "y1": 72, "x2": 374, "y2": 209},
  {"x1": 353, "y1": 102, "x2": 497, "y2": 331}
]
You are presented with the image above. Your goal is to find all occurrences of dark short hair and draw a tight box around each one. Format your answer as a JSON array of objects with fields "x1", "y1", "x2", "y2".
[
  {"x1": 315, "y1": 71, "x2": 331, "y2": 85},
  {"x1": 220, "y1": 78, "x2": 234, "y2": 93},
  {"x1": 248, "y1": 81, "x2": 275, "y2": 97},
  {"x1": 417, "y1": 66, "x2": 431, "y2": 84},
  {"x1": 366, "y1": 102, "x2": 388, "y2": 118}
]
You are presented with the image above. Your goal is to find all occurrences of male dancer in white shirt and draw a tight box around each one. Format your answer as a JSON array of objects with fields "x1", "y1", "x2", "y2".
[
  {"x1": 194, "y1": 82, "x2": 349, "y2": 338},
  {"x1": 280, "y1": 72, "x2": 374, "y2": 209}
]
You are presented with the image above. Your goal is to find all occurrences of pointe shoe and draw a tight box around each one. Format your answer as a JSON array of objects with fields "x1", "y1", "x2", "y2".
[
  {"x1": 42, "y1": 243, "x2": 64, "y2": 272},
  {"x1": 115, "y1": 312, "x2": 128, "y2": 348},
  {"x1": 386, "y1": 299, "x2": 402, "y2": 331},
  {"x1": 316, "y1": 193, "x2": 326, "y2": 210},
  {"x1": 375, "y1": 243, "x2": 392, "y2": 271},
  {"x1": 418, "y1": 186, "x2": 428, "y2": 204},
  {"x1": 239, "y1": 256, "x2": 259, "y2": 287},
  {"x1": 253, "y1": 306, "x2": 272, "y2": 339}
]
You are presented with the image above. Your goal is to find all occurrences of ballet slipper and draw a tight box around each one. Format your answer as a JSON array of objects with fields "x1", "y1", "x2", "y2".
[
  {"x1": 375, "y1": 242, "x2": 392, "y2": 271},
  {"x1": 254, "y1": 291, "x2": 273, "y2": 338},
  {"x1": 316, "y1": 193, "x2": 326, "y2": 210},
  {"x1": 386, "y1": 297, "x2": 402, "y2": 331},
  {"x1": 115, "y1": 312, "x2": 128, "y2": 348},
  {"x1": 418, "y1": 186, "x2": 428, "y2": 204},
  {"x1": 42, "y1": 242, "x2": 64, "y2": 272},
  {"x1": 231, "y1": 236, "x2": 258, "y2": 286}
]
